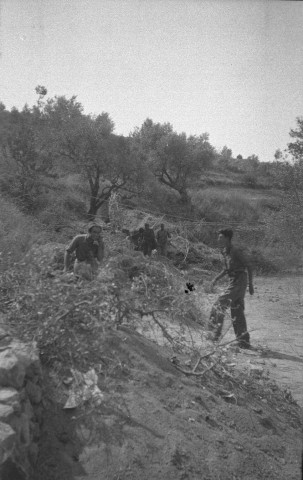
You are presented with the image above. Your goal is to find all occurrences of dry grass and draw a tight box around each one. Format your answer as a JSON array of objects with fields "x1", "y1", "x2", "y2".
[
  {"x1": 191, "y1": 188, "x2": 262, "y2": 224},
  {"x1": 0, "y1": 196, "x2": 46, "y2": 271}
]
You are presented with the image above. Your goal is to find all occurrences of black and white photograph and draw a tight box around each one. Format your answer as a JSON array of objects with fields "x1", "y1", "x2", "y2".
[{"x1": 0, "y1": 1, "x2": 302, "y2": 479}]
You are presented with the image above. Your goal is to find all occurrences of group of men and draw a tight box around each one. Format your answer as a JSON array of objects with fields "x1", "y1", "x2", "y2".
[
  {"x1": 63, "y1": 222, "x2": 171, "y2": 277},
  {"x1": 129, "y1": 223, "x2": 171, "y2": 257},
  {"x1": 64, "y1": 223, "x2": 253, "y2": 349}
]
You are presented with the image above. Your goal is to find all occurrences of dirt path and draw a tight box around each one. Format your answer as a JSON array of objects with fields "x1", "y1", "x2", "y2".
[
  {"x1": 221, "y1": 275, "x2": 303, "y2": 406},
  {"x1": 137, "y1": 274, "x2": 303, "y2": 405}
]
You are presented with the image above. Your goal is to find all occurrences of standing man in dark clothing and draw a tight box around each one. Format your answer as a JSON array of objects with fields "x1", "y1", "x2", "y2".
[
  {"x1": 131, "y1": 228, "x2": 144, "y2": 252},
  {"x1": 156, "y1": 223, "x2": 170, "y2": 256},
  {"x1": 137, "y1": 228, "x2": 145, "y2": 252},
  {"x1": 64, "y1": 222, "x2": 104, "y2": 280},
  {"x1": 208, "y1": 229, "x2": 254, "y2": 349},
  {"x1": 143, "y1": 223, "x2": 156, "y2": 257}
]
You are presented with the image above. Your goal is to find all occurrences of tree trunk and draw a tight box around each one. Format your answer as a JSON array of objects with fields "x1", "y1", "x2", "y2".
[
  {"x1": 99, "y1": 198, "x2": 110, "y2": 223},
  {"x1": 87, "y1": 195, "x2": 111, "y2": 222},
  {"x1": 179, "y1": 188, "x2": 196, "y2": 216},
  {"x1": 87, "y1": 196, "x2": 98, "y2": 220},
  {"x1": 179, "y1": 188, "x2": 191, "y2": 205}
]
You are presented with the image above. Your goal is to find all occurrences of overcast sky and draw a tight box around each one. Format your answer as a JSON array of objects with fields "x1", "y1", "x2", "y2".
[{"x1": 1, "y1": 0, "x2": 302, "y2": 162}]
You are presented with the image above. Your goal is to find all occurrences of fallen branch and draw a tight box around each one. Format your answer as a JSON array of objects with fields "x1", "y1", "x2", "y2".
[
  {"x1": 198, "y1": 336, "x2": 245, "y2": 362},
  {"x1": 151, "y1": 312, "x2": 174, "y2": 343},
  {"x1": 193, "y1": 356, "x2": 204, "y2": 372},
  {"x1": 55, "y1": 309, "x2": 70, "y2": 321},
  {"x1": 174, "y1": 357, "x2": 221, "y2": 377},
  {"x1": 192, "y1": 330, "x2": 255, "y2": 371},
  {"x1": 134, "y1": 308, "x2": 174, "y2": 343}
]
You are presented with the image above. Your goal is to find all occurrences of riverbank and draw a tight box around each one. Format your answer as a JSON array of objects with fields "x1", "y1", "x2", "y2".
[
  {"x1": 27, "y1": 323, "x2": 302, "y2": 480},
  {"x1": 1, "y1": 241, "x2": 302, "y2": 479},
  {"x1": 221, "y1": 275, "x2": 303, "y2": 406}
]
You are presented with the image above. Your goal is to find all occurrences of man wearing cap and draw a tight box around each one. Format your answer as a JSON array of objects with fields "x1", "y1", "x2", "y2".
[
  {"x1": 208, "y1": 228, "x2": 254, "y2": 349},
  {"x1": 63, "y1": 223, "x2": 105, "y2": 280}
]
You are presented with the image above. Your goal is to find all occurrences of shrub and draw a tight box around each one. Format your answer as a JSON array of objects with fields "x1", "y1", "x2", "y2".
[
  {"x1": 0, "y1": 196, "x2": 46, "y2": 271},
  {"x1": 141, "y1": 177, "x2": 180, "y2": 212},
  {"x1": 36, "y1": 189, "x2": 87, "y2": 230},
  {"x1": 63, "y1": 194, "x2": 87, "y2": 217},
  {"x1": 243, "y1": 173, "x2": 257, "y2": 188}
]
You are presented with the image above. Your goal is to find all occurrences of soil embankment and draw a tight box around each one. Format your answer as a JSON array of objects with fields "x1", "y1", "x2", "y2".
[
  {"x1": 33, "y1": 326, "x2": 302, "y2": 480},
  {"x1": 1, "y1": 240, "x2": 302, "y2": 480},
  {"x1": 222, "y1": 275, "x2": 303, "y2": 406}
]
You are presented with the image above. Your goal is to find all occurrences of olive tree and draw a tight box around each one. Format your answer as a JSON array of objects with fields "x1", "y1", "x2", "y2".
[
  {"x1": 43, "y1": 94, "x2": 144, "y2": 218},
  {"x1": 132, "y1": 118, "x2": 214, "y2": 206},
  {"x1": 0, "y1": 99, "x2": 56, "y2": 211}
]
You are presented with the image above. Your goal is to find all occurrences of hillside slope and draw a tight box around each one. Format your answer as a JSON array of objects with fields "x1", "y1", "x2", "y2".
[{"x1": 1, "y1": 228, "x2": 301, "y2": 480}]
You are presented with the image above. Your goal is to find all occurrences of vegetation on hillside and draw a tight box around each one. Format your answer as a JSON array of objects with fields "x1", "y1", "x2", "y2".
[
  {"x1": 1, "y1": 90, "x2": 303, "y2": 479},
  {"x1": 0, "y1": 86, "x2": 292, "y2": 215},
  {"x1": 1, "y1": 209, "x2": 301, "y2": 480},
  {"x1": 1, "y1": 86, "x2": 303, "y2": 271}
]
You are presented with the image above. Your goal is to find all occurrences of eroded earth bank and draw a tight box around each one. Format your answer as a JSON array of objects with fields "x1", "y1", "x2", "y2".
[{"x1": 0, "y1": 236, "x2": 302, "y2": 480}]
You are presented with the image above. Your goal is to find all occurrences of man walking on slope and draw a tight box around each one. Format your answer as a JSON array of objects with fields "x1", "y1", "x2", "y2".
[
  {"x1": 156, "y1": 224, "x2": 171, "y2": 256},
  {"x1": 208, "y1": 228, "x2": 254, "y2": 349},
  {"x1": 142, "y1": 223, "x2": 157, "y2": 257},
  {"x1": 130, "y1": 228, "x2": 145, "y2": 252},
  {"x1": 63, "y1": 222, "x2": 104, "y2": 280}
]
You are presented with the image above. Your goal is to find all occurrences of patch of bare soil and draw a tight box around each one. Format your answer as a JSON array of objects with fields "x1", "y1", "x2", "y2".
[
  {"x1": 220, "y1": 275, "x2": 303, "y2": 405},
  {"x1": 33, "y1": 326, "x2": 302, "y2": 480}
]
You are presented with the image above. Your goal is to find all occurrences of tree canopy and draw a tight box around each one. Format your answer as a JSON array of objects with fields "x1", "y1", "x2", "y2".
[
  {"x1": 1, "y1": 85, "x2": 291, "y2": 219},
  {"x1": 288, "y1": 117, "x2": 303, "y2": 162},
  {"x1": 35, "y1": 92, "x2": 145, "y2": 217},
  {"x1": 132, "y1": 118, "x2": 215, "y2": 205}
]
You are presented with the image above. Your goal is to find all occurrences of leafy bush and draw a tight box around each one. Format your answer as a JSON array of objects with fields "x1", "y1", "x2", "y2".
[
  {"x1": 243, "y1": 173, "x2": 257, "y2": 188},
  {"x1": 1, "y1": 239, "x2": 209, "y2": 368},
  {"x1": 36, "y1": 188, "x2": 87, "y2": 230}
]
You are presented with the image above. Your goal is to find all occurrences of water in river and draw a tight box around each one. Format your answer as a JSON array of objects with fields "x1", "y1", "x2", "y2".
[{"x1": 237, "y1": 275, "x2": 303, "y2": 406}]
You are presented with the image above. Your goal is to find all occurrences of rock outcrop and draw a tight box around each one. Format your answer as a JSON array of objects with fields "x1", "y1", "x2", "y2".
[{"x1": 0, "y1": 325, "x2": 42, "y2": 480}]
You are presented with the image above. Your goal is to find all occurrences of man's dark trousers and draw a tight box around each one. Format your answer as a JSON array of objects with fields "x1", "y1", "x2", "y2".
[
  {"x1": 209, "y1": 272, "x2": 250, "y2": 347},
  {"x1": 143, "y1": 244, "x2": 153, "y2": 256}
]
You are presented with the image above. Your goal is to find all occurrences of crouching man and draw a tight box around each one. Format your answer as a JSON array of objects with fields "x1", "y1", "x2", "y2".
[{"x1": 63, "y1": 223, "x2": 104, "y2": 280}]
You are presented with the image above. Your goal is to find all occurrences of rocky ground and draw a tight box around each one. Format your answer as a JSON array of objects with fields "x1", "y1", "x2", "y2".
[{"x1": 0, "y1": 230, "x2": 302, "y2": 480}]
